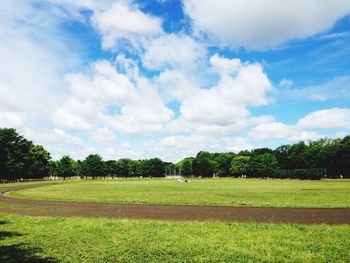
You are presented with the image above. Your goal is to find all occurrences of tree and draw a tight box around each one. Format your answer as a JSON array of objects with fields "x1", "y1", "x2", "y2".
[
  {"x1": 230, "y1": 155, "x2": 250, "y2": 177},
  {"x1": 141, "y1": 158, "x2": 165, "y2": 177},
  {"x1": 81, "y1": 154, "x2": 107, "y2": 179},
  {"x1": 56, "y1": 155, "x2": 75, "y2": 179},
  {"x1": 27, "y1": 145, "x2": 51, "y2": 178},
  {"x1": 192, "y1": 151, "x2": 213, "y2": 177},
  {"x1": 0, "y1": 128, "x2": 51, "y2": 181},
  {"x1": 0, "y1": 128, "x2": 30, "y2": 180},
  {"x1": 128, "y1": 160, "x2": 143, "y2": 177},
  {"x1": 48, "y1": 160, "x2": 58, "y2": 177},
  {"x1": 180, "y1": 158, "x2": 193, "y2": 176},
  {"x1": 210, "y1": 153, "x2": 235, "y2": 176},
  {"x1": 115, "y1": 159, "x2": 131, "y2": 177},
  {"x1": 250, "y1": 153, "x2": 278, "y2": 177},
  {"x1": 105, "y1": 160, "x2": 117, "y2": 178}
]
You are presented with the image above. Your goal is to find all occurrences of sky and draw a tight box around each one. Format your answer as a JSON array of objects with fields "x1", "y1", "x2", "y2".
[{"x1": 0, "y1": 0, "x2": 350, "y2": 162}]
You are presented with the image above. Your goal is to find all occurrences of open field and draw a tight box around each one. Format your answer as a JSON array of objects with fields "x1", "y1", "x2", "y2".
[
  {"x1": 0, "y1": 181, "x2": 54, "y2": 189},
  {"x1": 6, "y1": 178, "x2": 350, "y2": 208},
  {"x1": 1, "y1": 214, "x2": 350, "y2": 262},
  {"x1": 1, "y1": 180, "x2": 350, "y2": 262},
  {"x1": 1, "y1": 183, "x2": 349, "y2": 224}
]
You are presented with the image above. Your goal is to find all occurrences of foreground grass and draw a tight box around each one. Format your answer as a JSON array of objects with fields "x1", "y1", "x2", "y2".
[
  {"x1": 7, "y1": 178, "x2": 350, "y2": 208},
  {"x1": 0, "y1": 214, "x2": 349, "y2": 262}
]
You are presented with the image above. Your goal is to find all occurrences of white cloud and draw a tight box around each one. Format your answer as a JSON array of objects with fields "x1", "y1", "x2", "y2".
[
  {"x1": 0, "y1": 112, "x2": 23, "y2": 128},
  {"x1": 183, "y1": 0, "x2": 350, "y2": 49},
  {"x1": 0, "y1": 0, "x2": 84, "y2": 129},
  {"x1": 104, "y1": 141, "x2": 139, "y2": 160},
  {"x1": 54, "y1": 60, "x2": 174, "y2": 135},
  {"x1": 210, "y1": 54, "x2": 242, "y2": 75},
  {"x1": 179, "y1": 59, "x2": 273, "y2": 126},
  {"x1": 248, "y1": 115, "x2": 276, "y2": 126},
  {"x1": 154, "y1": 70, "x2": 199, "y2": 102},
  {"x1": 90, "y1": 127, "x2": 117, "y2": 144},
  {"x1": 142, "y1": 33, "x2": 206, "y2": 70},
  {"x1": 53, "y1": 107, "x2": 94, "y2": 131},
  {"x1": 248, "y1": 122, "x2": 322, "y2": 141},
  {"x1": 249, "y1": 108, "x2": 350, "y2": 142},
  {"x1": 297, "y1": 108, "x2": 350, "y2": 129},
  {"x1": 249, "y1": 122, "x2": 295, "y2": 140},
  {"x1": 92, "y1": 0, "x2": 163, "y2": 50},
  {"x1": 25, "y1": 128, "x2": 83, "y2": 146},
  {"x1": 52, "y1": 54, "x2": 274, "y2": 160}
]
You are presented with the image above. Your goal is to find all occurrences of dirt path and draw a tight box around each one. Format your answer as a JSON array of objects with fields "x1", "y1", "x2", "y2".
[{"x1": 0, "y1": 183, "x2": 349, "y2": 224}]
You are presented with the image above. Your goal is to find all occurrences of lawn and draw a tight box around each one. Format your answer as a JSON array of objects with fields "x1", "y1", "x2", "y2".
[
  {"x1": 0, "y1": 181, "x2": 53, "y2": 188},
  {"x1": 6, "y1": 178, "x2": 350, "y2": 208},
  {"x1": 0, "y1": 214, "x2": 349, "y2": 262}
]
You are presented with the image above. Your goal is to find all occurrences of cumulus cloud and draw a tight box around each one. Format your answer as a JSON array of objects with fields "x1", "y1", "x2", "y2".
[
  {"x1": 297, "y1": 108, "x2": 350, "y2": 129},
  {"x1": 51, "y1": 53, "x2": 275, "y2": 160},
  {"x1": 0, "y1": 1, "x2": 82, "y2": 130},
  {"x1": 154, "y1": 70, "x2": 200, "y2": 103},
  {"x1": 183, "y1": 0, "x2": 350, "y2": 49},
  {"x1": 210, "y1": 54, "x2": 242, "y2": 75},
  {"x1": 248, "y1": 122, "x2": 322, "y2": 141},
  {"x1": 53, "y1": 60, "x2": 173, "y2": 135},
  {"x1": 142, "y1": 33, "x2": 206, "y2": 70},
  {"x1": 249, "y1": 107, "x2": 350, "y2": 142},
  {"x1": 179, "y1": 58, "x2": 273, "y2": 126},
  {"x1": 90, "y1": 127, "x2": 117, "y2": 144},
  {"x1": 92, "y1": 0, "x2": 163, "y2": 49},
  {"x1": 248, "y1": 115, "x2": 276, "y2": 126}
]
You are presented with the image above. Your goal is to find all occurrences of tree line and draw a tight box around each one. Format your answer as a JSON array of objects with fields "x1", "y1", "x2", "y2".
[{"x1": 0, "y1": 128, "x2": 349, "y2": 181}]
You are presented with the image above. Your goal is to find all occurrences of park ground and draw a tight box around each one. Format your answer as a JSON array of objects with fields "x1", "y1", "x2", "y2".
[
  {"x1": 6, "y1": 178, "x2": 350, "y2": 208},
  {"x1": 1, "y1": 178, "x2": 350, "y2": 262}
]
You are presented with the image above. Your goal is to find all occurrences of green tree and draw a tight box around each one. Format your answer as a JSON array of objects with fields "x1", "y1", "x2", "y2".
[
  {"x1": 128, "y1": 160, "x2": 143, "y2": 177},
  {"x1": 0, "y1": 128, "x2": 30, "y2": 180},
  {"x1": 27, "y1": 145, "x2": 51, "y2": 178},
  {"x1": 56, "y1": 155, "x2": 75, "y2": 179},
  {"x1": 192, "y1": 151, "x2": 213, "y2": 177},
  {"x1": 180, "y1": 158, "x2": 193, "y2": 176},
  {"x1": 249, "y1": 153, "x2": 278, "y2": 177},
  {"x1": 141, "y1": 158, "x2": 165, "y2": 177},
  {"x1": 115, "y1": 159, "x2": 132, "y2": 177},
  {"x1": 105, "y1": 160, "x2": 117, "y2": 178},
  {"x1": 0, "y1": 128, "x2": 51, "y2": 181},
  {"x1": 230, "y1": 155, "x2": 250, "y2": 177},
  {"x1": 210, "y1": 153, "x2": 235, "y2": 176},
  {"x1": 81, "y1": 154, "x2": 107, "y2": 179}
]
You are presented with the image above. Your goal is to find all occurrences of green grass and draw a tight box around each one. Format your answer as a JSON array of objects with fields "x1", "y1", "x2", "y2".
[
  {"x1": 6, "y1": 178, "x2": 350, "y2": 208},
  {"x1": 0, "y1": 181, "x2": 54, "y2": 189},
  {"x1": 0, "y1": 214, "x2": 349, "y2": 262}
]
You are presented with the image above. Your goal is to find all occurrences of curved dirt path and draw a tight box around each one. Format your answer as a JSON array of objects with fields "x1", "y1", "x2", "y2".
[{"x1": 0, "y1": 183, "x2": 349, "y2": 224}]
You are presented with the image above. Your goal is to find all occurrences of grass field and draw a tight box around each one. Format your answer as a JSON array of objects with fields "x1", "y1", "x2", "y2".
[
  {"x1": 0, "y1": 181, "x2": 53, "y2": 189},
  {"x1": 0, "y1": 214, "x2": 349, "y2": 262},
  {"x1": 6, "y1": 178, "x2": 350, "y2": 208}
]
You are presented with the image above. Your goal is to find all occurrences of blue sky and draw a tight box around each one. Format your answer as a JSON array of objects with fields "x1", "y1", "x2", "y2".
[{"x1": 0, "y1": 0, "x2": 349, "y2": 161}]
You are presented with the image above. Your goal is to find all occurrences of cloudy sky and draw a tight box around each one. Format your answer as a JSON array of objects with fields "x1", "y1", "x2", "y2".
[{"x1": 1, "y1": 0, "x2": 350, "y2": 162}]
